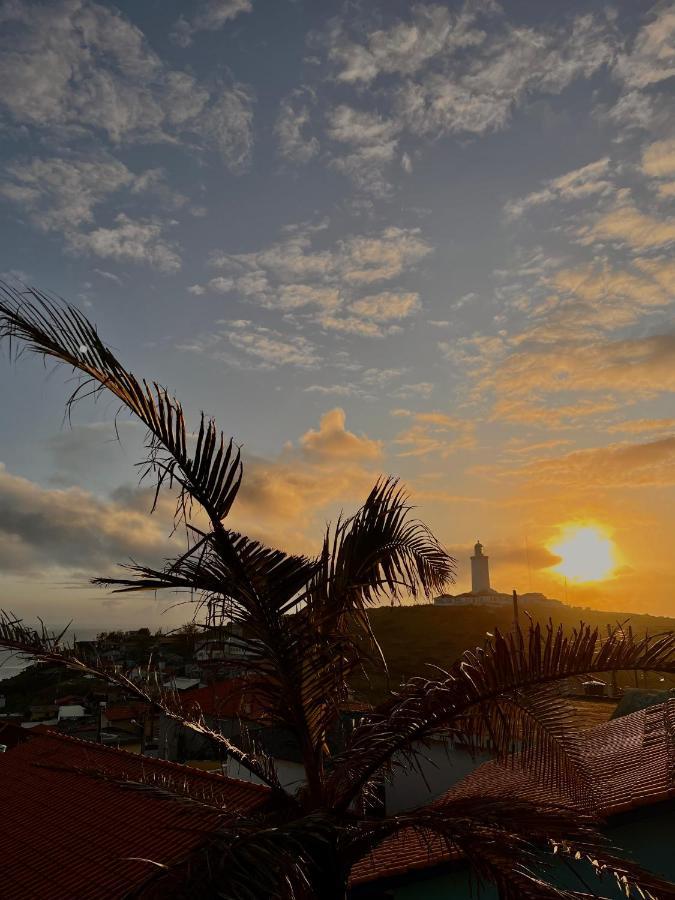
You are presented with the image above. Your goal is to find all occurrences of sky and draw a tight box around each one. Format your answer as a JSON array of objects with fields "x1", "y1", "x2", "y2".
[{"x1": 0, "y1": 0, "x2": 674, "y2": 629}]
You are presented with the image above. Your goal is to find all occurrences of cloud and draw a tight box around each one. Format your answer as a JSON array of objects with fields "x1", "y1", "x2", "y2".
[
  {"x1": 209, "y1": 224, "x2": 431, "y2": 289},
  {"x1": 390, "y1": 11, "x2": 616, "y2": 139},
  {"x1": 93, "y1": 268, "x2": 123, "y2": 285},
  {"x1": 228, "y1": 411, "x2": 385, "y2": 552},
  {"x1": 324, "y1": 2, "x2": 490, "y2": 85},
  {"x1": 391, "y1": 382, "x2": 434, "y2": 399},
  {"x1": 606, "y1": 418, "x2": 675, "y2": 435},
  {"x1": 515, "y1": 436, "x2": 675, "y2": 488},
  {"x1": 0, "y1": 406, "x2": 389, "y2": 576},
  {"x1": 303, "y1": 367, "x2": 407, "y2": 399},
  {"x1": 299, "y1": 408, "x2": 382, "y2": 461},
  {"x1": 172, "y1": 0, "x2": 252, "y2": 47},
  {"x1": 275, "y1": 89, "x2": 320, "y2": 163},
  {"x1": 0, "y1": 154, "x2": 187, "y2": 270},
  {"x1": 0, "y1": 462, "x2": 173, "y2": 576},
  {"x1": 613, "y1": 3, "x2": 675, "y2": 89},
  {"x1": 485, "y1": 333, "x2": 675, "y2": 414},
  {"x1": 581, "y1": 204, "x2": 675, "y2": 250},
  {"x1": 348, "y1": 291, "x2": 420, "y2": 321},
  {"x1": 68, "y1": 214, "x2": 181, "y2": 273},
  {"x1": 505, "y1": 157, "x2": 614, "y2": 219},
  {"x1": 0, "y1": 0, "x2": 254, "y2": 171},
  {"x1": 178, "y1": 320, "x2": 319, "y2": 369},
  {"x1": 317, "y1": 314, "x2": 398, "y2": 339},
  {"x1": 392, "y1": 409, "x2": 475, "y2": 458},
  {"x1": 193, "y1": 223, "x2": 432, "y2": 341},
  {"x1": 0, "y1": 155, "x2": 137, "y2": 231},
  {"x1": 642, "y1": 137, "x2": 675, "y2": 178},
  {"x1": 325, "y1": 104, "x2": 401, "y2": 195}
]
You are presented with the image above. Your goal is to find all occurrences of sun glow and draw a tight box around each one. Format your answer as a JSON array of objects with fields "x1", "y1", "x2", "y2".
[{"x1": 549, "y1": 525, "x2": 617, "y2": 583}]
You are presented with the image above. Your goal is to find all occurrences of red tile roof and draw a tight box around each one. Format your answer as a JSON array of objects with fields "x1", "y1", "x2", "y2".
[
  {"x1": 0, "y1": 729, "x2": 270, "y2": 899},
  {"x1": 179, "y1": 677, "x2": 266, "y2": 720},
  {"x1": 351, "y1": 699, "x2": 675, "y2": 886}
]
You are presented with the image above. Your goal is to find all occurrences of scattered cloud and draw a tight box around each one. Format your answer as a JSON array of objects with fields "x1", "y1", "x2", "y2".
[
  {"x1": 642, "y1": 137, "x2": 675, "y2": 178},
  {"x1": 613, "y1": 3, "x2": 675, "y2": 89},
  {"x1": 606, "y1": 418, "x2": 675, "y2": 435},
  {"x1": 581, "y1": 204, "x2": 675, "y2": 250},
  {"x1": 188, "y1": 224, "x2": 432, "y2": 342},
  {"x1": 0, "y1": 0, "x2": 254, "y2": 171},
  {"x1": 276, "y1": 89, "x2": 320, "y2": 163},
  {"x1": 516, "y1": 436, "x2": 675, "y2": 488},
  {"x1": 348, "y1": 291, "x2": 420, "y2": 321},
  {"x1": 68, "y1": 214, "x2": 181, "y2": 273},
  {"x1": 323, "y1": 3, "x2": 490, "y2": 85},
  {"x1": 178, "y1": 320, "x2": 319, "y2": 368},
  {"x1": 505, "y1": 157, "x2": 614, "y2": 220},
  {"x1": 392, "y1": 409, "x2": 475, "y2": 458},
  {"x1": 172, "y1": 0, "x2": 253, "y2": 47}
]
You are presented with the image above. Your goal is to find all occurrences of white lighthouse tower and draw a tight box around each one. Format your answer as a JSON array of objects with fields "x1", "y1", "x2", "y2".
[{"x1": 471, "y1": 540, "x2": 491, "y2": 593}]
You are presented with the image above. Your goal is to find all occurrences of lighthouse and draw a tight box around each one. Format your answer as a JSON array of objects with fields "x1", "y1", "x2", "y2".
[{"x1": 471, "y1": 540, "x2": 491, "y2": 593}]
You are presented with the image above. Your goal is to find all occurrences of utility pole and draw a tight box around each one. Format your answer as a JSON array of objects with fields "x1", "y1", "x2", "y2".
[
  {"x1": 607, "y1": 624, "x2": 618, "y2": 697},
  {"x1": 96, "y1": 701, "x2": 106, "y2": 744},
  {"x1": 512, "y1": 590, "x2": 520, "y2": 630}
]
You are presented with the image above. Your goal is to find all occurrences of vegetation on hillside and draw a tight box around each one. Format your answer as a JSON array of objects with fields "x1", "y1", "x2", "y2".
[{"x1": 355, "y1": 603, "x2": 675, "y2": 701}]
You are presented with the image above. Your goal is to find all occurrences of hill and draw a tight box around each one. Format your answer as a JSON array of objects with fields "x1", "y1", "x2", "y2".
[{"x1": 352, "y1": 601, "x2": 675, "y2": 702}]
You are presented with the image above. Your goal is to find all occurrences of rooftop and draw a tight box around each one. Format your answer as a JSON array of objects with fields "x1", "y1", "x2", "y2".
[
  {"x1": 0, "y1": 728, "x2": 269, "y2": 899},
  {"x1": 351, "y1": 698, "x2": 675, "y2": 886}
]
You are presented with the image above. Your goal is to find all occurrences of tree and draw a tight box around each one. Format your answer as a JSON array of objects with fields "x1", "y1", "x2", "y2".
[{"x1": 1, "y1": 284, "x2": 675, "y2": 899}]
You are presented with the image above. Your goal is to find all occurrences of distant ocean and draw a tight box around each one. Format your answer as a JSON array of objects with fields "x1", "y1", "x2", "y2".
[{"x1": 0, "y1": 627, "x2": 104, "y2": 683}]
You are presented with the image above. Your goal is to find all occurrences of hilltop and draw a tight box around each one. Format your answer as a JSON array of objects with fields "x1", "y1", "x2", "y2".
[{"x1": 352, "y1": 600, "x2": 675, "y2": 702}]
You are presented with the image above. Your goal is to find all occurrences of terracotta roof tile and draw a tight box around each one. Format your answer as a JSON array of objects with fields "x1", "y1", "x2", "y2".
[
  {"x1": 179, "y1": 677, "x2": 266, "y2": 720},
  {"x1": 351, "y1": 699, "x2": 675, "y2": 886},
  {"x1": 0, "y1": 729, "x2": 269, "y2": 899}
]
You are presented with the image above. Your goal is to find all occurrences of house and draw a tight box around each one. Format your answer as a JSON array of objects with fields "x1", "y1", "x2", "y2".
[
  {"x1": 57, "y1": 703, "x2": 87, "y2": 720},
  {"x1": 162, "y1": 675, "x2": 202, "y2": 692},
  {"x1": 351, "y1": 699, "x2": 675, "y2": 898},
  {"x1": 158, "y1": 677, "x2": 267, "y2": 761},
  {"x1": 0, "y1": 727, "x2": 270, "y2": 898}
]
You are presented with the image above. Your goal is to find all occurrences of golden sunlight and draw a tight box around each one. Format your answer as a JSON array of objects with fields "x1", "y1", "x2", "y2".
[{"x1": 549, "y1": 525, "x2": 617, "y2": 583}]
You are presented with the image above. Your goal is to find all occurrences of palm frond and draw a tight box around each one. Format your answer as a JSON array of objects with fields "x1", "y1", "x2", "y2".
[
  {"x1": 328, "y1": 620, "x2": 675, "y2": 810},
  {"x1": 351, "y1": 798, "x2": 675, "y2": 900},
  {"x1": 0, "y1": 284, "x2": 242, "y2": 525},
  {"x1": 314, "y1": 477, "x2": 455, "y2": 613}
]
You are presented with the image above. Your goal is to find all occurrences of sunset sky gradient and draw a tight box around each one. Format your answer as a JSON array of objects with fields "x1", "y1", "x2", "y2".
[{"x1": 1, "y1": 0, "x2": 674, "y2": 627}]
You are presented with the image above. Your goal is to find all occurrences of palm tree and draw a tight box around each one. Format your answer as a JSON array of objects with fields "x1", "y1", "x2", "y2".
[{"x1": 1, "y1": 284, "x2": 675, "y2": 900}]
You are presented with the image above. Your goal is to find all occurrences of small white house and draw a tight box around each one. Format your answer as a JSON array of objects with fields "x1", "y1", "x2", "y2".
[{"x1": 57, "y1": 705, "x2": 87, "y2": 720}]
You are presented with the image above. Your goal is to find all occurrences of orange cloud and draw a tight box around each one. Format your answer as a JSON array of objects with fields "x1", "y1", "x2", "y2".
[
  {"x1": 515, "y1": 436, "x2": 675, "y2": 488},
  {"x1": 299, "y1": 408, "x2": 382, "y2": 461},
  {"x1": 582, "y1": 204, "x2": 675, "y2": 250}
]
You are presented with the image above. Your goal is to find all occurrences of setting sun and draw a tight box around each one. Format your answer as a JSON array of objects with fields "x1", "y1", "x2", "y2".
[{"x1": 549, "y1": 525, "x2": 617, "y2": 583}]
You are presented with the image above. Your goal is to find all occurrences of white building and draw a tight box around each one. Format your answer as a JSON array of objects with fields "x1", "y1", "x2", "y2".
[{"x1": 434, "y1": 541, "x2": 563, "y2": 609}]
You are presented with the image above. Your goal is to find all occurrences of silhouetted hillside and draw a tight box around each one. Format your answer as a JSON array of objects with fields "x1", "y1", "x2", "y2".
[{"x1": 353, "y1": 601, "x2": 675, "y2": 702}]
